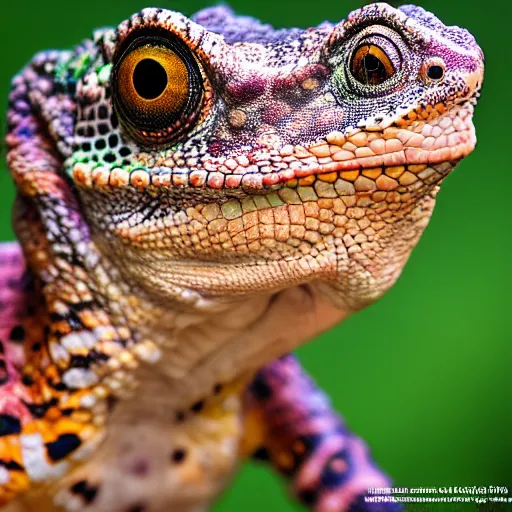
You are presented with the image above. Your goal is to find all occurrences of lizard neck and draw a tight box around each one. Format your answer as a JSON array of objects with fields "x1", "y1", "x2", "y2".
[
  {"x1": 85, "y1": 236, "x2": 350, "y2": 407},
  {"x1": 14, "y1": 193, "x2": 349, "y2": 409},
  {"x1": 14, "y1": 173, "x2": 443, "y2": 409}
]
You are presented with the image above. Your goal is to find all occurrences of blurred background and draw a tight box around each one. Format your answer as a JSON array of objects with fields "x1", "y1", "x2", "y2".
[{"x1": 1, "y1": 0, "x2": 510, "y2": 510}]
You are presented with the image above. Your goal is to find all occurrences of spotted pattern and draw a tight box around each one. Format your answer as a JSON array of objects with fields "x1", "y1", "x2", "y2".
[
  {"x1": 2, "y1": 3, "x2": 483, "y2": 512},
  {"x1": 246, "y1": 355, "x2": 403, "y2": 511},
  {"x1": 0, "y1": 243, "x2": 108, "y2": 505}
]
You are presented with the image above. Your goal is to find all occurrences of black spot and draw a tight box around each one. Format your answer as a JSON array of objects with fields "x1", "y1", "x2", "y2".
[
  {"x1": 427, "y1": 65, "x2": 444, "y2": 80},
  {"x1": 23, "y1": 398, "x2": 58, "y2": 419},
  {"x1": 67, "y1": 80, "x2": 77, "y2": 96},
  {"x1": 61, "y1": 408, "x2": 74, "y2": 416},
  {"x1": 22, "y1": 374, "x2": 34, "y2": 386},
  {"x1": 46, "y1": 433, "x2": 82, "y2": 461},
  {"x1": 252, "y1": 446, "x2": 270, "y2": 461},
  {"x1": 0, "y1": 414, "x2": 22, "y2": 436},
  {"x1": 94, "y1": 139, "x2": 106, "y2": 150},
  {"x1": 0, "y1": 459, "x2": 24, "y2": 471},
  {"x1": 31, "y1": 342, "x2": 41, "y2": 351},
  {"x1": 119, "y1": 147, "x2": 131, "y2": 157},
  {"x1": 70, "y1": 479, "x2": 99, "y2": 504},
  {"x1": 249, "y1": 374, "x2": 273, "y2": 400},
  {"x1": 0, "y1": 342, "x2": 4, "y2": 354},
  {"x1": 108, "y1": 134, "x2": 119, "y2": 148},
  {"x1": 50, "y1": 381, "x2": 68, "y2": 391},
  {"x1": 69, "y1": 354, "x2": 90, "y2": 369},
  {"x1": 67, "y1": 310, "x2": 84, "y2": 330},
  {"x1": 190, "y1": 400, "x2": 204, "y2": 413},
  {"x1": 98, "y1": 105, "x2": 109, "y2": 119},
  {"x1": 98, "y1": 123, "x2": 109, "y2": 135},
  {"x1": 9, "y1": 325, "x2": 25, "y2": 343},
  {"x1": 213, "y1": 383, "x2": 222, "y2": 394},
  {"x1": 68, "y1": 351, "x2": 107, "y2": 371},
  {"x1": 110, "y1": 113, "x2": 119, "y2": 129},
  {"x1": 86, "y1": 126, "x2": 95, "y2": 137},
  {"x1": 71, "y1": 300, "x2": 95, "y2": 312},
  {"x1": 81, "y1": 142, "x2": 91, "y2": 152},
  {"x1": 103, "y1": 152, "x2": 116, "y2": 163},
  {"x1": 175, "y1": 411, "x2": 186, "y2": 422},
  {"x1": 297, "y1": 488, "x2": 318, "y2": 507},
  {"x1": 171, "y1": 448, "x2": 187, "y2": 464}
]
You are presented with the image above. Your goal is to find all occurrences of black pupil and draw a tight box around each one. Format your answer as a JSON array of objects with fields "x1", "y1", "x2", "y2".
[
  {"x1": 133, "y1": 59, "x2": 168, "y2": 100},
  {"x1": 363, "y1": 54, "x2": 382, "y2": 73},
  {"x1": 427, "y1": 65, "x2": 444, "y2": 80},
  {"x1": 357, "y1": 52, "x2": 388, "y2": 85}
]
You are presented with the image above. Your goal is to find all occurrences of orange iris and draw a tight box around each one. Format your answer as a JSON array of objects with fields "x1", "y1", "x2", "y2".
[
  {"x1": 116, "y1": 44, "x2": 190, "y2": 124},
  {"x1": 351, "y1": 44, "x2": 395, "y2": 86}
]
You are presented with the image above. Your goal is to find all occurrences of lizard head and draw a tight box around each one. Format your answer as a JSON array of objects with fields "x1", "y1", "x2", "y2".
[{"x1": 17, "y1": 3, "x2": 484, "y2": 311}]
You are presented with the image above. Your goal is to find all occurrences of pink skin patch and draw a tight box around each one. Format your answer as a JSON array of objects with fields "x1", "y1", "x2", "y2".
[
  {"x1": 248, "y1": 355, "x2": 397, "y2": 511},
  {"x1": 0, "y1": 243, "x2": 37, "y2": 426}
]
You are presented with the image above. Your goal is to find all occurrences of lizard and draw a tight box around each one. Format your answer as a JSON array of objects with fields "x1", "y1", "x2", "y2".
[{"x1": 0, "y1": 2, "x2": 483, "y2": 511}]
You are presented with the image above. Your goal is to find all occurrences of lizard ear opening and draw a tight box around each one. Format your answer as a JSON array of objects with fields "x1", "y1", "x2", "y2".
[{"x1": 112, "y1": 33, "x2": 207, "y2": 146}]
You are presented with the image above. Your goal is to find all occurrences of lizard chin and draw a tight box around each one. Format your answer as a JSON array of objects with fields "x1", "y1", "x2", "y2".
[{"x1": 92, "y1": 199, "x2": 429, "y2": 317}]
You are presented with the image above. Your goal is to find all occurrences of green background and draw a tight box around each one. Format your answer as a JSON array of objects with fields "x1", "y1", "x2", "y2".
[{"x1": 1, "y1": 0, "x2": 510, "y2": 509}]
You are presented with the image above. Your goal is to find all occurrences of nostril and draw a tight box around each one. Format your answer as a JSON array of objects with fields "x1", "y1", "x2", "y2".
[{"x1": 427, "y1": 65, "x2": 444, "y2": 80}]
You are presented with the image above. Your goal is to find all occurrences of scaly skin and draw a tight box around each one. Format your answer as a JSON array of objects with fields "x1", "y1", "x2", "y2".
[{"x1": 1, "y1": 3, "x2": 483, "y2": 511}]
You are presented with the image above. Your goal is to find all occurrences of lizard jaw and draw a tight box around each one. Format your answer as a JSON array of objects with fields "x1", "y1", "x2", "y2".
[
  {"x1": 70, "y1": 102, "x2": 475, "y2": 194},
  {"x1": 74, "y1": 104, "x2": 475, "y2": 312}
]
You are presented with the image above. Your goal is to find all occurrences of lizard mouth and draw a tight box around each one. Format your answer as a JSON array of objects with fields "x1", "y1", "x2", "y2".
[
  {"x1": 228, "y1": 103, "x2": 476, "y2": 194},
  {"x1": 165, "y1": 103, "x2": 475, "y2": 194},
  {"x1": 71, "y1": 103, "x2": 475, "y2": 196}
]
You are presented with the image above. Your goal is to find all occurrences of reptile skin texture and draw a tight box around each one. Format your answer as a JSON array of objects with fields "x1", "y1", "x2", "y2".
[{"x1": 0, "y1": 3, "x2": 483, "y2": 511}]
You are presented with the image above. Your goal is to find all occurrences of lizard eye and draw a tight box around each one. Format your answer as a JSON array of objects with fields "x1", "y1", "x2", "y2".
[
  {"x1": 113, "y1": 36, "x2": 204, "y2": 145},
  {"x1": 350, "y1": 44, "x2": 395, "y2": 86}
]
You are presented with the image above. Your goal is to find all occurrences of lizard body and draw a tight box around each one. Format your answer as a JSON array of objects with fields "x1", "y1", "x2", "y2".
[{"x1": 1, "y1": 3, "x2": 483, "y2": 511}]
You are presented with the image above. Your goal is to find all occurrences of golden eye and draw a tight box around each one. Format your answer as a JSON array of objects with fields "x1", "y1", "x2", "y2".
[
  {"x1": 351, "y1": 44, "x2": 395, "y2": 86},
  {"x1": 113, "y1": 37, "x2": 204, "y2": 145}
]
